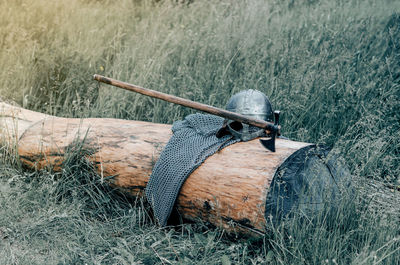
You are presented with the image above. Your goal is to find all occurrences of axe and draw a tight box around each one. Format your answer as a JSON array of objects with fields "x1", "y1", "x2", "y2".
[{"x1": 93, "y1": 74, "x2": 281, "y2": 152}]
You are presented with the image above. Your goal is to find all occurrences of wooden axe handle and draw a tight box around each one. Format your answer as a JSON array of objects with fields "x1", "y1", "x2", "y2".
[{"x1": 93, "y1": 74, "x2": 280, "y2": 134}]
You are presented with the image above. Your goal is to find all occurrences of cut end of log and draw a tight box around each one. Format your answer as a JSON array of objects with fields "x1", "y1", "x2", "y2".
[{"x1": 265, "y1": 145, "x2": 351, "y2": 225}]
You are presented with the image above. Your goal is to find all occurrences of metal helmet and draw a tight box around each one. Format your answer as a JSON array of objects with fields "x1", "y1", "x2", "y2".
[
  {"x1": 226, "y1": 89, "x2": 273, "y2": 122},
  {"x1": 217, "y1": 89, "x2": 274, "y2": 141}
]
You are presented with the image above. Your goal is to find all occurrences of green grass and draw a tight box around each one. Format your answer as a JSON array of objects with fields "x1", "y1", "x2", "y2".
[{"x1": 1, "y1": 0, "x2": 400, "y2": 264}]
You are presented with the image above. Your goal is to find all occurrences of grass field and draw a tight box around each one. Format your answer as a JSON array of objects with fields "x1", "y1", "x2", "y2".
[{"x1": 1, "y1": 0, "x2": 400, "y2": 264}]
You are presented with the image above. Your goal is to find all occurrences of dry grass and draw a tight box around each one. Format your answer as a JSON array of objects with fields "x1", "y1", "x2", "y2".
[{"x1": 0, "y1": 0, "x2": 399, "y2": 264}]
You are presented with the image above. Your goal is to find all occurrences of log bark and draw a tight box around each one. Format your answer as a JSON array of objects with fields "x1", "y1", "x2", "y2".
[{"x1": 1, "y1": 102, "x2": 324, "y2": 235}]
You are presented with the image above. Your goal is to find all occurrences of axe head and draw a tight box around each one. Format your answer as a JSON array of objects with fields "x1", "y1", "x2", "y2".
[
  {"x1": 259, "y1": 110, "x2": 280, "y2": 152},
  {"x1": 260, "y1": 136, "x2": 276, "y2": 152}
]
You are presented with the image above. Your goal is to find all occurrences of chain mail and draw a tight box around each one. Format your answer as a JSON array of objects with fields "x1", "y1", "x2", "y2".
[{"x1": 145, "y1": 113, "x2": 244, "y2": 226}]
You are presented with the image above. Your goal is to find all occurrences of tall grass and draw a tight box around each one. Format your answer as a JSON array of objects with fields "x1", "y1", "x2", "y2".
[
  {"x1": 1, "y1": 0, "x2": 400, "y2": 264},
  {"x1": 1, "y1": 0, "x2": 399, "y2": 182},
  {"x1": 0, "y1": 144, "x2": 399, "y2": 264}
]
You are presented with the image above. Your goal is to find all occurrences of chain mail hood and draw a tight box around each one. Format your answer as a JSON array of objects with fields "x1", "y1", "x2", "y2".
[{"x1": 145, "y1": 113, "x2": 245, "y2": 226}]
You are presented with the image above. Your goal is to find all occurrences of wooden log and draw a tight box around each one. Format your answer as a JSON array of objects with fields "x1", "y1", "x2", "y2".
[{"x1": 0, "y1": 102, "x2": 345, "y2": 236}]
